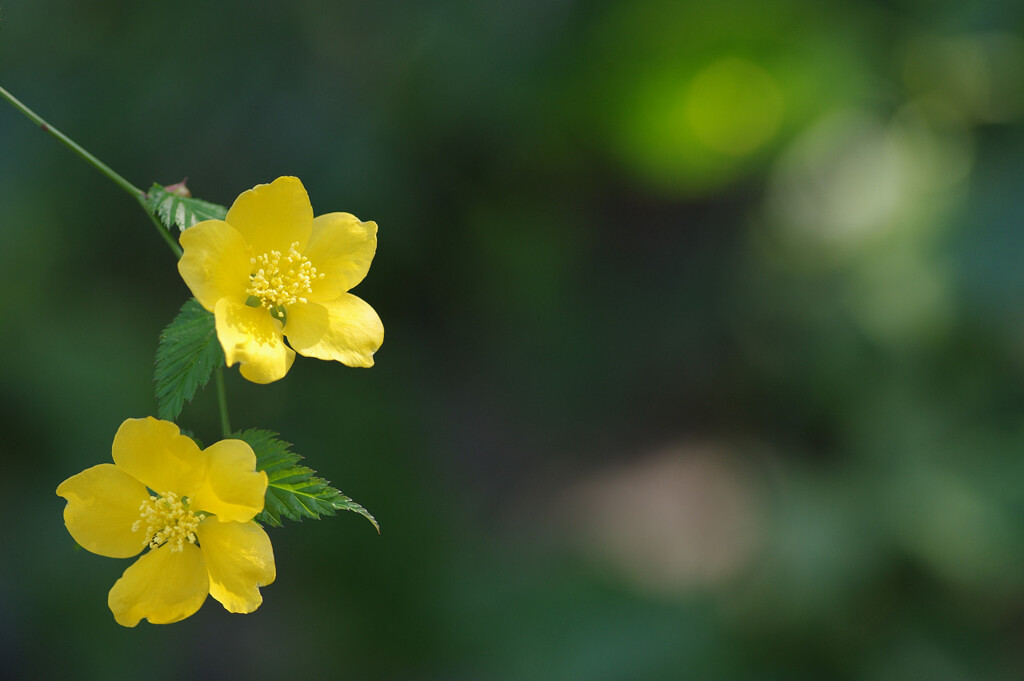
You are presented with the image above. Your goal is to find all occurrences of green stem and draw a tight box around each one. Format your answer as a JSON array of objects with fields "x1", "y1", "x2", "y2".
[
  {"x1": 215, "y1": 367, "x2": 232, "y2": 438},
  {"x1": 0, "y1": 84, "x2": 182, "y2": 258},
  {"x1": 140, "y1": 200, "x2": 184, "y2": 258},
  {"x1": 0, "y1": 85, "x2": 140, "y2": 197}
]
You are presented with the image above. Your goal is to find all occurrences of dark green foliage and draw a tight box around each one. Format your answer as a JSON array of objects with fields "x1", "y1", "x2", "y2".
[
  {"x1": 236, "y1": 428, "x2": 379, "y2": 531},
  {"x1": 145, "y1": 182, "x2": 228, "y2": 232},
  {"x1": 154, "y1": 298, "x2": 224, "y2": 421}
]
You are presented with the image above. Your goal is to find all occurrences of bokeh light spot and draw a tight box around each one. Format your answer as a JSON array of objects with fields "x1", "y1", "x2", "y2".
[
  {"x1": 685, "y1": 57, "x2": 784, "y2": 156},
  {"x1": 902, "y1": 32, "x2": 1024, "y2": 124}
]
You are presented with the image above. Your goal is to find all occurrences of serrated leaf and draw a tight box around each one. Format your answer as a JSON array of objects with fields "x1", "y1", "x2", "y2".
[
  {"x1": 145, "y1": 182, "x2": 228, "y2": 232},
  {"x1": 154, "y1": 298, "x2": 224, "y2": 421},
  {"x1": 235, "y1": 429, "x2": 379, "y2": 532}
]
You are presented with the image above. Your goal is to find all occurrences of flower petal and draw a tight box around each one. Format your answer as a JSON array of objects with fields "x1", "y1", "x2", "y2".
[
  {"x1": 56, "y1": 464, "x2": 150, "y2": 558},
  {"x1": 225, "y1": 176, "x2": 313, "y2": 257},
  {"x1": 214, "y1": 297, "x2": 296, "y2": 384},
  {"x1": 284, "y1": 294, "x2": 384, "y2": 368},
  {"x1": 304, "y1": 213, "x2": 378, "y2": 300},
  {"x1": 177, "y1": 220, "x2": 253, "y2": 312},
  {"x1": 190, "y1": 440, "x2": 268, "y2": 523},
  {"x1": 108, "y1": 543, "x2": 209, "y2": 627},
  {"x1": 197, "y1": 520, "x2": 275, "y2": 614},
  {"x1": 111, "y1": 417, "x2": 205, "y2": 498}
]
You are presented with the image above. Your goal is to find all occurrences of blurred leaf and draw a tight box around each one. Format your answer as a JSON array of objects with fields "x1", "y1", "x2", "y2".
[
  {"x1": 236, "y1": 428, "x2": 379, "y2": 531},
  {"x1": 154, "y1": 298, "x2": 224, "y2": 421},
  {"x1": 145, "y1": 182, "x2": 227, "y2": 232}
]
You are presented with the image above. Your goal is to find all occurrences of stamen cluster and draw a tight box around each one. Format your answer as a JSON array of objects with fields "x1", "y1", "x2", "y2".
[
  {"x1": 132, "y1": 490, "x2": 205, "y2": 552},
  {"x1": 247, "y1": 242, "x2": 324, "y2": 309}
]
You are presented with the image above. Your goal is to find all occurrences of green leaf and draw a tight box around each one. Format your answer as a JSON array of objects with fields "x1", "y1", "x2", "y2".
[
  {"x1": 145, "y1": 181, "x2": 228, "y2": 232},
  {"x1": 154, "y1": 298, "x2": 224, "y2": 421},
  {"x1": 235, "y1": 429, "x2": 379, "y2": 532}
]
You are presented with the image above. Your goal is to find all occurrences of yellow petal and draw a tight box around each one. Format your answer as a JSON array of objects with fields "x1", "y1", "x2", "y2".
[
  {"x1": 284, "y1": 294, "x2": 384, "y2": 368},
  {"x1": 304, "y1": 213, "x2": 377, "y2": 301},
  {"x1": 111, "y1": 417, "x2": 205, "y2": 498},
  {"x1": 197, "y1": 519, "x2": 275, "y2": 614},
  {"x1": 214, "y1": 297, "x2": 296, "y2": 384},
  {"x1": 56, "y1": 464, "x2": 150, "y2": 558},
  {"x1": 225, "y1": 176, "x2": 313, "y2": 257},
  {"x1": 190, "y1": 440, "x2": 268, "y2": 522},
  {"x1": 177, "y1": 220, "x2": 253, "y2": 312},
  {"x1": 108, "y1": 543, "x2": 209, "y2": 627}
]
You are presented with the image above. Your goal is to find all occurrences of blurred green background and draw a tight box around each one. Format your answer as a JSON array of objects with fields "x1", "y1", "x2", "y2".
[{"x1": 3, "y1": 0, "x2": 1024, "y2": 678}]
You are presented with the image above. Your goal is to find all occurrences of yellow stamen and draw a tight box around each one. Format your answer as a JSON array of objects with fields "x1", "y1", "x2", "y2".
[
  {"x1": 132, "y1": 491, "x2": 205, "y2": 552},
  {"x1": 246, "y1": 241, "x2": 324, "y2": 310}
]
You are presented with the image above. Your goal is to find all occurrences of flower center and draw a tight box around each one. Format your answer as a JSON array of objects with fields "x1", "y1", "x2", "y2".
[
  {"x1": 246, "y1": 241, "x2": 324, "y2": 311},
  {"x1": 132, "y1": 491, "x2": 205, "y2": 552}
]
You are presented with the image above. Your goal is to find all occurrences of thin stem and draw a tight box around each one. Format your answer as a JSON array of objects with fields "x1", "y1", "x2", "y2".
[
  {"x1": 0, "y1": 85, "x2": 142, "y2": 198},
  {"x1": 215, "y1": 366, "x2": 232, "y2": 438},
  {"x1": 0, "y1": 84, "x2": 181, "y2": 258},
  {"x1": 140, "y1": 200, "x2": 183, "y2": 258}
]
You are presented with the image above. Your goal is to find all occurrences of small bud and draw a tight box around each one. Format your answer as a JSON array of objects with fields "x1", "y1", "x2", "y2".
[{"x1": 164, "y1": 178, "x2": 192, "y2": 197}]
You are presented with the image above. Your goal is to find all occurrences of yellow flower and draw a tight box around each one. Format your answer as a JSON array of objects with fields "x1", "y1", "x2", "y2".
[
  {"x1": 177, "y1": 176, "x2": 384, "y2": 383},
  {"x1": 56, "y1": 417, "x2": 275, "y2": 627}
]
